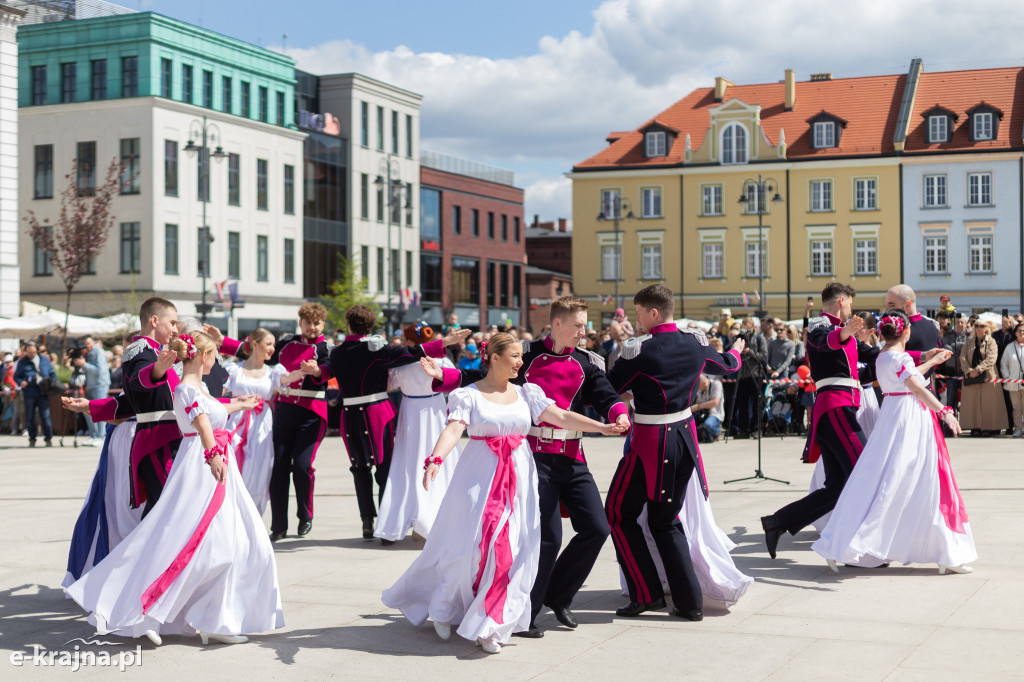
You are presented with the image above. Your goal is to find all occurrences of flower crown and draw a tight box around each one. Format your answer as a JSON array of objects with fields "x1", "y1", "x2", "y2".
[
  {"x1": 242, "y1": 335, "x2": 252, "y2": 354},
  {"x1": 480, "y1": 340, "x2": 489, "y2": 365},
  {"x1": 877, "y1": 315, "x2": 905, "y2": 336},
  {"x1": 178, "y1": 334, "x2": 198, "y2": 360}
]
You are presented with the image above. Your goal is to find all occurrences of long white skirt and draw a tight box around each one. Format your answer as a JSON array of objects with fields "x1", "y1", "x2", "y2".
[
  {"x1": 66, "y1": 437, "x2": 285, "y2": 638},
  {"x1": 227, "y1": 407, "x2": 274, "y2": 515},
  {"x1": 375, "y1": 394, "x2": 461, "y2": 541},
  {"x1": 810, "y1": 387, "x2": 880, "y2": 532},
  {"x1": 618, "y1": 475, "x2": 752, "y2": 605},
  {"x1": 382, "y1": 439, "x2": 540, "y2": 644},
  {"x1": 813, "y1": 396, "x2": 977, "y2": 568}
]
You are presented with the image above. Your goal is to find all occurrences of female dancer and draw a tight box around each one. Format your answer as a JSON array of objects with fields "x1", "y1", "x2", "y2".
[
  {"x1": 224, "y1": 328, "x2": 302, "y2": 514},
  {"x1": 66, "y1": 332, "x2": 284, "y2": 646},
  {"x1": 382, "y1": 333, "x2": 625, "y2": 654},
  {"x1": 375, "y1": 323, "x2": 461, "y2": 544},
  {"x1": 813, "y1": 310, "x2": 976, "y2": 574}
]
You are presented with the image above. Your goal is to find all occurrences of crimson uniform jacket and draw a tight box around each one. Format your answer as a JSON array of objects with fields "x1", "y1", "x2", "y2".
[
  {"x1": 220, "y1": 334, "x2": 332, "y2": 420},
  {"x1": 433, "y1": 336, "x2": 628, "y2": 460},
  {"x1": 606, "y1": 322, "x2": 741, "y2": 502},
  {"x1": 328, "y1": 335, "x2": 445, "y2": 467}
]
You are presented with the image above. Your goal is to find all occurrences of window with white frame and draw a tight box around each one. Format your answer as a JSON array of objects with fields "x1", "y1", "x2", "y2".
[
  {"x1": 854, "y1": 238, "x2": 878, "y2": 275},
  {"x1": 745, "y1": 240, "x2": 767, "y2": 277},
  {"x1": 974, "y1": 112, "x2": 993, "y2": 140},
  {"x1": 701, "y1": 184, "x2": 723, "y2": 215},
  {"x1": 813, "y1": 121, "x2": 836, "y2": 149},
  {"x1": 968, "y1": 235, "x2": 993, "y2": 273},
  {"x1": 702, "y1": 242, "x2": 723, "y2": 278},
  {"x1": 928, "y1": 115, "x2": 948, "y2": 143},
  {"x1": 810, "y1": 239, "x2": 833, "y2": 276},
  {"x1": 600, "y1": 188, "x2": 621, "y2": 219},
  {"x1": 645, "y1": 131, "x2": 666, "y2": 157},
  {"x1": 923, "y1": 174, "x2": 947, "y2": 207},
  {"x1": 967, "y1": 172, "x2": 992, "y2": 206},
  {"x1": 923, "y1": 236, "x2": 948, "y2": 274},
  {"x1": 810, "y1": 180, "x2": 833, "y2": 211},
  {"x1": 601, "y1": 245, "x2": 620, "y2": 280},
  {"x1": 721, "y1": 123, "x2": 747, "y2": 165},
  {"x1": 743, "y1": 183, "x2": 760, "y2": 214},
  {"x1": 854, "y1": 178, "x2": 877, "y2": 210},
  {"x1": 641, "y1": 187, "x2": 662, "y2": 218},
  {"x1": 641, "y1": 244, "x2": 662, "y2": 279}
]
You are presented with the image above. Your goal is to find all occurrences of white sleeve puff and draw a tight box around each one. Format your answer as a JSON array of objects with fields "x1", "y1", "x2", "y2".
[
  {"x1": 895, "y1": 352, "x2": 926, "y2": 388},
  {"x1": 269, "y1": 363, "x2": 288, "y2": 391},
  {"x1": 522, "y1": 383, "x2": 556, "y2": 425},
  {"x1": 173, "y1": 384, "x2": 209, "y2": 425},
  {"x1": 446, "y1": 387, "x2": 474, "y2": 425}
]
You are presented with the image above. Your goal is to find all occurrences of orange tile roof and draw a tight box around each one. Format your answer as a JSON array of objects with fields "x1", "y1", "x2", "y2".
[
  {"x1": 576, "y1": 73, "x2": 907, "y2": 170},
  {"x1": 904, "y1": 66, "x2": 1024, "y2": 152}
]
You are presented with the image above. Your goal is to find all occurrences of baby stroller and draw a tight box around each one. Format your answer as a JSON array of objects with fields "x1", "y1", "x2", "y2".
[{"x1": 763, "y1": 383, "x2": 797, "y2": 436}]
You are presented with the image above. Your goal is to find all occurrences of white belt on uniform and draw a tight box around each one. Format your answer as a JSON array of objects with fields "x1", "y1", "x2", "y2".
[
  {"x1": 814, "y1": 377, "x2": 861, "y2": 390},
  {"x1": 135, "y1": 410, "x2": 176, "y2": 423},
  {"x1": 528, "y1": 426, "x2": 584, "y2": 441},
  {"x1": 343, "y1": 391, "x2": 389, "y2": 406},
  {"x1": 278, "y1": 388, "x2": 326, "y2": 400},
  {"x1": 633, "y1": 408, "x2": 692, "y2": 425}
]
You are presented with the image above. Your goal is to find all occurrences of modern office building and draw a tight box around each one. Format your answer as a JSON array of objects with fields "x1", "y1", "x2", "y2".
[{"x1": 17, "y1": 11, "x2": 306, "y2": 334}]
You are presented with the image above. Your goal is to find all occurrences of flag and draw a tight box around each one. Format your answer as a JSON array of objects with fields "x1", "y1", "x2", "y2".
[
  {"x1": 600, "y1": 294, "x2": 613, "y2": 306},
  {"x1": 742, "y1": 293, "x2": 749, "y2": 307},
  {"x1": 214, "y1": 280, "x2": 227, "y2": 302},
  {"x1": 228, "y1": 282, "x2": 240, "y2": 302},
  {"x1": 412, "y1": 291, "x2": 421, "y2": 307},
  {"x1": 753, "y1": 290, "x2": 761, "y2": 303}
]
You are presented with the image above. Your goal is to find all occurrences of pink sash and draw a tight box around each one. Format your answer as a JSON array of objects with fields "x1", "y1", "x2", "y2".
[
  {"x1": 470, "y1": 434, "x2": 524, "y2": 624},
  {"x1": 232, "y1": 400, "x2": 264, "y2": 473},
  {"x1": 140, "y1": 429, "x2": 232, "y2": 613},
  {"x1": 930, "y1": 412, "x2": 969, "y2": 533}
]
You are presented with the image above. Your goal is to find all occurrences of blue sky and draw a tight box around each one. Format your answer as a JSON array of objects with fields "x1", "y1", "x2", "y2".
[{"x1": 134, "y1": 0, "x2": 1024, "y2": 223}]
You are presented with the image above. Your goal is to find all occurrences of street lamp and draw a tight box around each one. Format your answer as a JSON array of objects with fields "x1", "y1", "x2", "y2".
[
  {"x1": 736, "y1": 175, "x2": 783, "y2": 318},
  {"x1": 184, "y1": 116, "x2": 227, "y2": 322},
  {"x1": 375, "y1": 154, "x2": 411, "y2": 333},
  {"x1": 596, "y1": 196, "x2": 635, "y2": 305}
]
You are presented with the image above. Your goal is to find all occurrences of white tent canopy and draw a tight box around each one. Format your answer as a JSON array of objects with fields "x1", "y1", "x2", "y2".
[{"x1": 0, "y1": 310, "x2": 139, "y2": 339}]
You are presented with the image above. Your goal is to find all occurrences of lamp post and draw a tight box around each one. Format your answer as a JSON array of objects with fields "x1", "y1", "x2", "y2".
[
  {"x1": 596, "y1": 196, "x2": 635, "y2": 305},
  {"x1": 736, "y1": 175, "x2": 783, "y2": 318},
  {"x1": 375, "y1": 154, "x2": 410, "y2": 333},
  {"x1": 184, "y1": 116, "x2": 227, "y2": 322}
]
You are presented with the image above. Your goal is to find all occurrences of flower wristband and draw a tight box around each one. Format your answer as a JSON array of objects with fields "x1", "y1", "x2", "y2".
[
  {"x1": 423, "y1": 456, "x2": 443, "y2": 470},
  {"x1": 938, "y1": 406, "x2": 954, "y2": 416},
  {"x1": 204, "y1": 444, "x2": 226, "y2": 465}
]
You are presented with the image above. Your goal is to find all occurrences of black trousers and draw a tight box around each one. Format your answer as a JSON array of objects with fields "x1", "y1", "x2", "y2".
[
  {"x1": 530, "y1": 453, "x2": 610, "y2": 623},
  {"x1": 136, "y1": 442, "x2": 177, "y2": 519},
  {"x1": 606, "y1": 449, "x2": 701, "y2": 612},
  {"x1": 733, "y1": 376, "x2": 759, "y2": 433},
  {"x1": 350, "y1": 421, "x2": 395, "y2": 521},
  {"x1": 270, "y1": 404, "x2": 325, "y2": 533},
  {"x1": 774, "y1": 405, "x2": 865, "y2": 534}
]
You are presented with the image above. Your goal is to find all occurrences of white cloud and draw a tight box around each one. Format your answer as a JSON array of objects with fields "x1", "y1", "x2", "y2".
[{"x1": 285, "y1": 0, "x2": 1024, "y2": 220}]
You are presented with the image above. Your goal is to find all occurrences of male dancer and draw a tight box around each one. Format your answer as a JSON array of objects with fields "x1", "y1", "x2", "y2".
[
  {"x1": 329, "y1": 305, "x2": 468, "y2": 540},
  {"x1": 207, "y1": 302, "x2": 331, "y2": 540},
  {"x1": 428, "y1": 296, "x2": 630, "y2": 636},
  {"x1": 604, "y1": 285, "x2": 742, "y2": 621},
  {"x1": 761, "y1": 283, "x2": 875, "y2": 557}
]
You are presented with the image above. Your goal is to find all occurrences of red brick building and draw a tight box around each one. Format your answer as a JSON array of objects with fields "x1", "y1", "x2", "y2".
[
  {"x1": 526, "y1": 265, "x2": 573, "y2": 336},
  {"x1": 524, "y1": 217, "x2": 573, "y2": 334},
  {"x1": 419, "y1": 152, "x2": 526, "y2": 330}
]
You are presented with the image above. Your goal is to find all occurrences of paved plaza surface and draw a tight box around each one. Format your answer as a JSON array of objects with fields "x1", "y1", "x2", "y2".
[{"x1": 0, "y1": 430, "x2": 1021, "y2": 680}]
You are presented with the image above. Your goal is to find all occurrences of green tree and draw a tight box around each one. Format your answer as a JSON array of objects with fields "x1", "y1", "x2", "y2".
[{"x1": 321, "y1": 255, "x2": 383, "y2": 333}]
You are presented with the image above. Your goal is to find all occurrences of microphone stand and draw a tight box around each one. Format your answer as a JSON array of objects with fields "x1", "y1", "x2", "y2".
[{"x1": 725, "y1": 345, "x2": 789, "y2": 485}]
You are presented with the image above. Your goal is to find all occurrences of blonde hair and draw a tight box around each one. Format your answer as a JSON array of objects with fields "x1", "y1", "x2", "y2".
[
  {"x1": 170, "y1": 331, "x2": 217, "y2": 363},
  {"x1": 246, "y1": 327, "x2": 275, "y2": 353},
  {"x1": 484, "y1": 332, "x2": 519, "y2": 365}
]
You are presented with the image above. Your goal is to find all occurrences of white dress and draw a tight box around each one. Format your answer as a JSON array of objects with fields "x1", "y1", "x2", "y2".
[
  {"x1": 382, "y1": 383, "x2": 552, "y2": 645},
  {"x1": 375, "y1": 358, "x2": 462, "y2": 541},
  {"x1": 66, "y1": 384, "x2": 285, "y2": 639},
  {"x1": 224, "y1": 362, "x2": 287, "y2": 515},
  {"x1": 813, "y1": 351, "x2": 977, "y2": 568},
  {"x1": 810, "y1": 384, "x2": 880, "y2": 532}
]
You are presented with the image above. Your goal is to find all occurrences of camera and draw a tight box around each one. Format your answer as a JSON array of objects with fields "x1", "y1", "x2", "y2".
[{"x1": 66, "y1": 343, "x2": 85, "y2": 360}]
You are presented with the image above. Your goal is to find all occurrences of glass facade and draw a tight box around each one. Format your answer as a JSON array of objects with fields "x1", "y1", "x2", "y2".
[{"x1": 302, "y1": 130, "x2": 348, "y2": 298}]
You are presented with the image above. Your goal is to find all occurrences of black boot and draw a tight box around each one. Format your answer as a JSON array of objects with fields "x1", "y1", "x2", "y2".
[
  {"x1": 362, "y1": 517, "x2": 374, "y2": 540},
  {"x1": 761, "y1": 514, "x2": 786, "y2": 559}
]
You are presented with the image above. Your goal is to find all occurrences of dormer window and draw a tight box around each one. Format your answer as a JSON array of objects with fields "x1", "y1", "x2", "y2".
[
  {"x1": 645, "y1": 131, "x2": 666, "y2": 157},
  {"x1": 922, "y1": 106, "x2": 957, "y2": 144},
  {"x1": 721, "y1": 122, "x2": 748, "y2": 164},
  {"x1": 966, "y1": 103, "x2": 1003, "y2": 142},
  {"x1": 807, "y1": 111, "x2": 846, "y2": 149}
]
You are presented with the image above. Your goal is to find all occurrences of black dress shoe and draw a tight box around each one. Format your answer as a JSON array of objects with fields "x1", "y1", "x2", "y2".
[
  {"x1": 362, "y1": 517, "x2": 374, "y2": 540},
  {"x1": 547, "y1": 605, "x2": 578, "y2": 629},
  {"x1": 615, "y1": 597, "x2": 666, "y2": 617},
  {"x1": 671, "y1": 607, "x2": 703, "y2": 621},
  {"x1": 511, "y1": 626, "x2": 544, "y2": 638},
  {"x1": 297, "y1": 520, "x2": 312, "y2": 537},
  {"x1": 269, "y1": 530, "x2": 287, "y2": 542},
  {"x1": 761, "y1": 515, "x2": 786, "y2": 560}
]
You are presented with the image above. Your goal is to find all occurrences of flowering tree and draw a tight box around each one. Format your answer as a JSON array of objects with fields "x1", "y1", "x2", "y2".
[{"x1": 24, "y1": 157, "x2": 124, "y2": 350}]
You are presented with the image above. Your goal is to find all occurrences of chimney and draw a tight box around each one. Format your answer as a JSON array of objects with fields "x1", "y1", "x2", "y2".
[
  {"x1": 810, "y1": 73, "x2": 833, "y2": 82},
  {"x1": 784, "y1": 69, "x2": 796, "y2": 110},
  {"x1": 533, "y1": 214, "x2": 539, "y2": 227},
  {"x1": 714, "y1": 77, "x2": 734, "y2": 102},
  {"x1": 557, "y1": 218, "x2": 567, "y2": 232}
]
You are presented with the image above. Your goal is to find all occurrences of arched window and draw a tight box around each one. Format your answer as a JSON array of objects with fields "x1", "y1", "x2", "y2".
[{"x1": 721, "y1": 122, "x2": 748, "y2": 165}]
